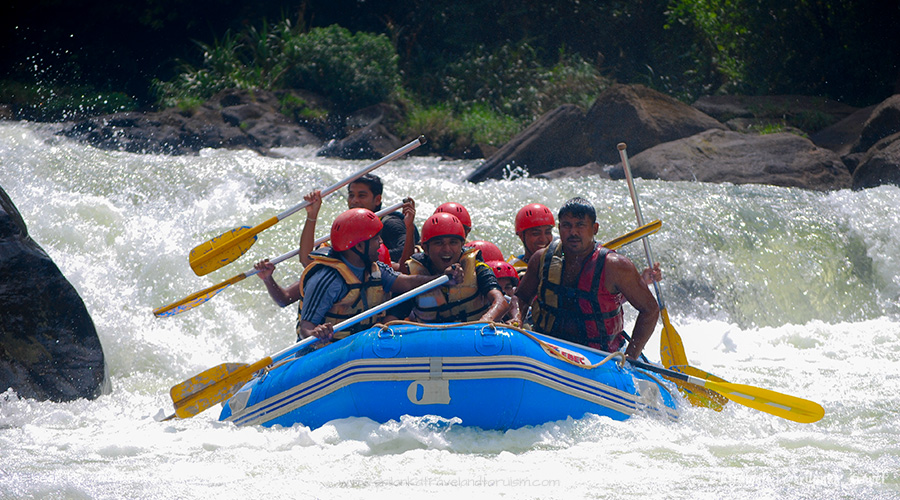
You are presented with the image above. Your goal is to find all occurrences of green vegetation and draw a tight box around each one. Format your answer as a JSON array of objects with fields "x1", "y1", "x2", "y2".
[{"x1": 152, "y1": 22, "x2": 399, "y2": 113}]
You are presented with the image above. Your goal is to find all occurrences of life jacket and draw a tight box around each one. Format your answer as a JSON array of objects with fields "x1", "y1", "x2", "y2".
[
  {"x1": 406, "y1": 248, "x2": 488, "y2": 323},
  {"x1": 531, "y1": 239, "x2": 625, "y2": 351},
  {"x1": 508, "y1": 254, "x2": 528, "y2": 280},
  {"x1": 296, "y1": 247, "x2": 387, "y2": 337}
]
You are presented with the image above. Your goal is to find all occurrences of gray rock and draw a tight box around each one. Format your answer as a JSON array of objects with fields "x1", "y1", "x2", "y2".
[
  {"x1": 0, "y1": 186, "x2": 107, "y2": 402},
  {"x1": 60, "y1": 89, "x2": 322, "y2": 155},
  {"x1": 317, "y1": 121, "x2": 403, "y2": 160},
  {"x1": 609, "y1": 129, "x2": 851, "y2": 191},
  {"x1": 851, "y1": 95, "x2": 900, "y2": 154},
  {"x1": 811, "y1": 105, "x2": 877, "y2": 157},
  {"x1": 466, "y1": 84, "x2": 725, "y2": 183},
  {"x1": 851, "y1": 131, "x2": 900, "y2": 190}
]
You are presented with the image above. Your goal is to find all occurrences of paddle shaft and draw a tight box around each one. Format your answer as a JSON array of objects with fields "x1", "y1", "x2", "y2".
[
  {"x1": 274, "y1": 137, "x2": 424, "y2": 222},
  {"x1": 617, "y1": 143, "x2": 665, "y2": 309},
  {"x1": 155, "y1": 202, "x2": 404, "y2": 317}
]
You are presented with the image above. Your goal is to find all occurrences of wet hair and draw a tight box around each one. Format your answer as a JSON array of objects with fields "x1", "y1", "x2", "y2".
[
  {"x1": 350, "y1": 173, "x2": 384, "y2": 197},
  {"x1": 558, "y1": 197, "x2": 596, "y2": 223}
]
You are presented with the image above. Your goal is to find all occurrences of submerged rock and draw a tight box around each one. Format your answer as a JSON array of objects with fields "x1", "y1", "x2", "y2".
[{"x1": 0, "y1": 185, "x2": 107, "y2": 401}]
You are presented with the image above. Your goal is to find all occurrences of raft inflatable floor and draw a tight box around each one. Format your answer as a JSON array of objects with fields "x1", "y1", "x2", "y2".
[{"x1": 219, "y1": 323, "x2": 679, "y2": 429}]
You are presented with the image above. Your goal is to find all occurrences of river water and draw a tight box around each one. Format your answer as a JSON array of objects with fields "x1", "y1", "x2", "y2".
[{"x1": 1, "y1": 121, "x2": 898, "y2": 499}]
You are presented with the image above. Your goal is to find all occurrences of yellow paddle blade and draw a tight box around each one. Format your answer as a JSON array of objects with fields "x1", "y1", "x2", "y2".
[
  {"x1": 189, "y1": 216, "x2": 279, "y2": 276},
  {"x1": 153, "y1": 276, "x2": 241, "y2": 317},
  {"x1": 189, "y1": 225, "x2": 259, "y2": 276},
  {"x1": 667, "y1": 364, "x2": 728, "y2": 410},
  {"x1": 603, "y1": 219, "x2": 661, "y2": 251},
  {"x1": 170, "y1": 358, "x2": 272, "y2": 419},
  {"x1": 659, "y1": 308, "x2": 689, "y2": 368},
  {"x1": 703, "y1": 379, "x2": 825, "y2": 423}
]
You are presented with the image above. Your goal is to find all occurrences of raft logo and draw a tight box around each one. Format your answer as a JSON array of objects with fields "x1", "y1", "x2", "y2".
[{"x1": 544, "y1": 342, "x2": 589, "y2": 365}]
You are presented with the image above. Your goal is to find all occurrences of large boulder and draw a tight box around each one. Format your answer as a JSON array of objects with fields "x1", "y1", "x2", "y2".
[
  {"x1": 810, "y1": 105, "x2": 877, "y2": 157},
  {"x1": 609, "y1": 129, "x2": 851, "y2": 191},
  {"x1": 851, "y1": 132, "x2": 900, "y2": 190},
  {"x1": 466, "y1": 84, "x2": 725, "y2": 183},
  {"x1": 60, "y1": 89, "x2": 322, "y2": 155},
  {"x1": 0, "y1": 186, "x2": 107, "y2": 401},
  {"x1": 316, "y1": 104, "x2": 404, "y2": 160},
  {"x1": 851, "y1": 95, "x2": 900, "y2": 154}
]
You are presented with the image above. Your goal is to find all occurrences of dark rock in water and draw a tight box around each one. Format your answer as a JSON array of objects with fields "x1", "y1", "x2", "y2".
[
  {"x1": 466, "y1": 84, "x2": 725, "y2": 182},
  {"x1": 59, "y1": 89, "x2": 322, "y2": 156},
  {"x1": 316, "y1": 105, "x2": 402, "y2": 160},
  {"x1": 609, "y1": 129, "x2": 851, "y2": 191},
  {"x1": 0, "y1": 185, "x2": 107, "y2": 402},
  {"x1": 851, "y1": 95, "x2": 900, "y2": 154},
  {"x1": 534, "y1": 162, "x2": 612, "y2": 180},
  {"x1": 851, "y1": 131, "x2": 900, "y2": 190},
  {"x1": 811, "y1": 105, "x2": 877, "y2": 158}
]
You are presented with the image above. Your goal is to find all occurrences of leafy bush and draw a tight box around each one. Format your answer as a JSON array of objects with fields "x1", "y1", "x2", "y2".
[
  {"x1": 154, "y1": 21, "x2": 400, "y2": 112},
  {"x1": 438, "y1": 42, "x2": 608, "y2": 122},
  {"x1": 281, "y1": 25, "x2": 400, "y2": 112}
]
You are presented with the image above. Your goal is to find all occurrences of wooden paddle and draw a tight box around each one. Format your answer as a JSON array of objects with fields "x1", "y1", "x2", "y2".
[
  {"x1": 154, "y1": 201, "x2": 404, "y2": 317},
  {"x1": 163, "y1": 274, "x2": 451, "y2": 420},
  {"x1": 188, "y1": 136, "x2": 425, "y2": 276},
  {"x1": 617, "y1": 142, "x2": 689, "y2": 368}
]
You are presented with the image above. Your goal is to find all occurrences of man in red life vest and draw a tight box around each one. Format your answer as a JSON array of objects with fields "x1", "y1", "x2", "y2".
[{"x1": 510, "y1": 197, "x2": 659, "y2": 360}]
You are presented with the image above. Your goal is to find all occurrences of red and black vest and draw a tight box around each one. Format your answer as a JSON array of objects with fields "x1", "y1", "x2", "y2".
[{"x1": 531, "y1": 239, "x2": 625, "y2": 351}]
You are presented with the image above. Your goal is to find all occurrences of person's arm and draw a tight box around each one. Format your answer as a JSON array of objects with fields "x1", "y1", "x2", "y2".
[
  {"x1": 298, "y1": 190, "x2": 323, "y2": 267},
  {"x1": 254, "y1": 260, "x2": 301, "y2": 307},
  {"x1": 510, "y1": 247, "x2": 545, "y2": 326},
  {"x1": 397, "y1": 198, "x2": 416, "y2": 274},
  {"x1": 641, "y1": 262, "x2": 662, "y2": 285},
  {"x1": 389, "y1": 263, "x2": 464, "y2": 294},
  {"x1": 474, "y1": 262, "x2": 509, "y2": 322},
  {"x1": 297, "y1": 268, "x2": 345, "y2": 340},
  {"x1": 479, "y1": 288, "x2": 509, "y2": 322},
  {"x1": 605, "y1": 253, "x2": 660, "y2": 360}
]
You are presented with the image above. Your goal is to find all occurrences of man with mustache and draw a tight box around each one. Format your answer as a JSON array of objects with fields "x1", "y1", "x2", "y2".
[{"x1": 510, "y1": 197, "x2": 660, "y2": 360}]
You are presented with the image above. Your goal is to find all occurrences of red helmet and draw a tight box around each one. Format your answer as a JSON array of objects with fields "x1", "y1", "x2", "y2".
[
  {"x1": 486, "y1": 260, "x2": 519, "y2": 283},
  {"x1": 467, "y1": 240, "x2": 504, "y2": 262},
  {"x1": 377, "y1": 243, "x2": 392, "y2": 266},
  {"x1": 434, "y1": 202, "x2": 472, "y2": 229},
  {"x1": 421, "y1": 212, "x2": 466, "y2": 244},
  {"x1": 515, "y1": 203, "x2": 555, "y2": 233},
  {"x1": 331, "y1": 208, "x2": 383, "y2": 252}
]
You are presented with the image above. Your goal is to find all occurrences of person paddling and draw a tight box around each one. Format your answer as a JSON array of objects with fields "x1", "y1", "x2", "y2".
[
  {"x1": 298, "y1": 208, "x2": 462, "y2": 341},
  {"x1": 399, "y1": 212, "x2": 508, "y2": 323},
  {"x1": 349, "y1": 173, "x2": 419, "y2": 263},
  {"x1": 511, "y1": 197, "x2": 660, "y2": 360}
]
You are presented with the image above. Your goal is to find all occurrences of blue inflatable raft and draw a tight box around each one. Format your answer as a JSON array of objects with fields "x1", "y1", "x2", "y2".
[{"x1": 218, "y1": 323, "x2": 679, "y2": 429}]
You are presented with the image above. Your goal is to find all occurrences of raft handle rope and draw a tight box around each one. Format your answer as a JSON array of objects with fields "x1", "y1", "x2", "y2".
[{"x1": 375, "y1": 320, "x2": 626, "y2": 370}]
